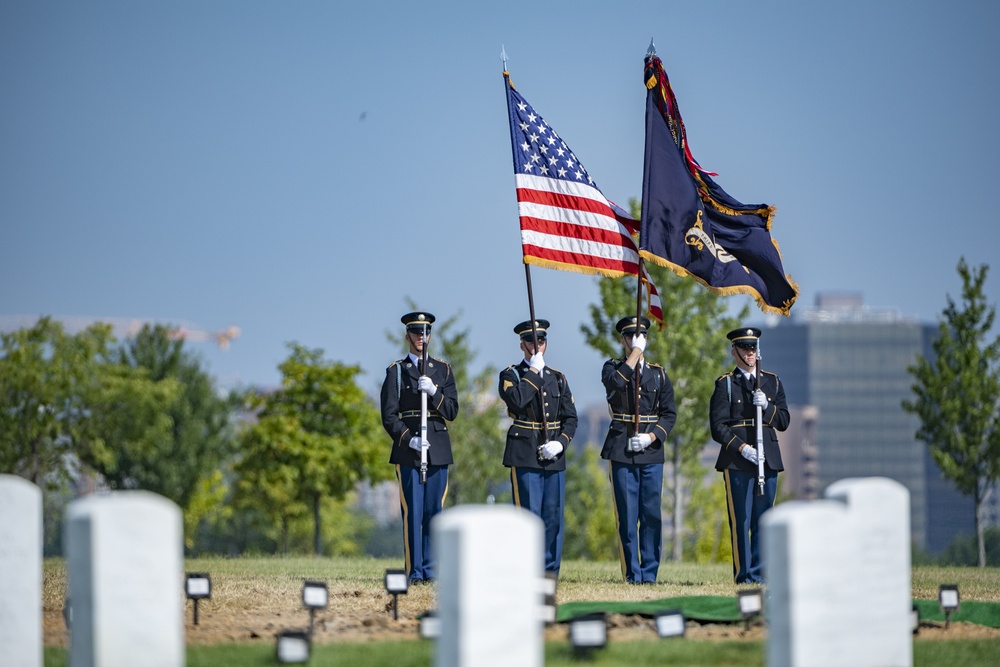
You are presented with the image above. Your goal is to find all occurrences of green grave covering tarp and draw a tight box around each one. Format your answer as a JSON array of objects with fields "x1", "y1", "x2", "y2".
[
  {"x1": 557, "y1": 596, "x2": 1000, "y2": 628},
  {"x1": 913, "y1": 599, "x2": 1000, "y2": 628},
  {"x1": 556, "y1": 596, "x2": 740, "y2": 624}
]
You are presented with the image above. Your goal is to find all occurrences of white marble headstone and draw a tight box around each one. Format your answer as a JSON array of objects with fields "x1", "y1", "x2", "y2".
[
  {"x1": 433, "y1": 505, "x2": 543, "y2": 667},
  {"x1": 0, "y1": 474, "x2": 43, "y2": 667},
  {"x1": 825, "y1": 477, "x2": 912, "y2": 667},
  {"x1": 762, "y1": 499, "x2": 863, "y2": 667},
  {"x1": 65, "y1": 491, "x2": 184, "y2": 667}
]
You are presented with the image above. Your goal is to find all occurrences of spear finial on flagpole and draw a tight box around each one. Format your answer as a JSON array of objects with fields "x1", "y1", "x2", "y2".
[
  {"x1": 501, "y1": 45, "x2": 508, "y2": 72},
  {"x1": 646, "y1": 38, "x2": 656, "y2": 57}
]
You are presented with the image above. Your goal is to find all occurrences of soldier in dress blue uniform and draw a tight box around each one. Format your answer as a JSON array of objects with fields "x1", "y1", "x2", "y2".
[
  {"x1": 498, "y1": 319, "x2": 578, "y2": 577},
  {"x1": 710, "y1": 327, "x2": 789, "y2": 585},
  {"x1": 379, "y1": 311, "x2": 459, "y2": 584},
  {"x1": 601, "y1": 316, "x2": 677, "y2": 584}
]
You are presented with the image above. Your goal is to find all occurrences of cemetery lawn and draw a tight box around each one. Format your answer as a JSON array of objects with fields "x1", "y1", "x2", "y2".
[{"x1": 42, "y1": 557, "x2": 1000, "y2": 666}]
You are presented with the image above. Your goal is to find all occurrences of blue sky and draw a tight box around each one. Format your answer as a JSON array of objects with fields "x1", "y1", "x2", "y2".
[{"x1": 2, "y1": 1, "x2": 998, "y2": 409}]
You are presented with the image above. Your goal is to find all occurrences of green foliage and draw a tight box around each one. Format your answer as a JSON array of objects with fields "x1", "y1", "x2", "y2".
[
  {"x1": 685, "y1": 474, "x2": 734, "y2": 565},
  {"x1": 904, "y1": 258, "x2": 1000, "y2": 566},
  {"x1": 363, "y1": 518, "x2": 405, "y2": 558},
  {"x1": 113, "y1": 324, "x2": 237, "y2": 511},
  {"x1": 580, "y1": 198, "x2": 749, "y2": 561},
  {"x1": 234, "y1": 343, "x2": 390, "y2": 554},
  {"x1": 273, "y1": 494, "x2": 375, "y2": 557},
  {"x1": 936, "y1": 527, "x2": 1000, "y2": 566},
  {"x1": 0, "y1": 317, "x2": 179, "y2": 491},
  {"x1": 387, "y1": 302, "x2": 508, "y2": 507},
  {"x1": 563, "y1": 445, "x2": 618, "y2": 560},
  {"x1": 1, "y1": 318, "x2": 241, "y2": 554},
  {"x1": 183, "y1": 469, "x2": 231, "y2": 551}
]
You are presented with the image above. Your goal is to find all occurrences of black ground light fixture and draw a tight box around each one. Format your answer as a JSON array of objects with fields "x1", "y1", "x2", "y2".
[
  {"x1": 185, "y1": 572, "x2": 212, "y2": 626},
  {"x1": 911, "y1": 603, "x2": 920, "y2": 635},
  {"x1": 569, "y1": 612, "x2": 607, "y2": 654},
  {"x1": 939, "y1": 584, "x2": 960, "y2": 629},
  {"x1": 302, "y1": 580, "x2": 329, "y2": 634},
  {"x1": 275, "y1": 629, "x2": 311, "y2": 664},
  {"x1": 384, "y1": 569, "x2": 409, "y2": 621},
  {"x1": 738, "y1": 588, "x2": 764, "y2": 631},
  {"x1": 419, "y1": 610, "x2": 441, "y2": 639},
  {"x1": 63, "y1": 597, "x2": 71, "y2": 630},
  {"x1": 654, "y1": 608, "x2": 686, "y2": 638}
]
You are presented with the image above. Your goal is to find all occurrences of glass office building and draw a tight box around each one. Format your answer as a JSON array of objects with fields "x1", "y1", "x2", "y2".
[{"x1": 762, "y1": 294, "x2": 974, "y2": 553}]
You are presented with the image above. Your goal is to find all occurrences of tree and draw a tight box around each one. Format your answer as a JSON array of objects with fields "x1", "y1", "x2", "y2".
[
  {"x1": 113, "y1": 324, "x2": 236, "y2": 513},
  {"x1": 1, "y1": 317, "x2": 86, "y2": 486},
  {"x1": 684, "y1": 476, "x2": 733, "y2": 564},
  {"x1": 580, "y1": 200, "x2": 748, "y2": 561},
  {"x1": 234, "y1": 343, "x2": 390, "y2": 555},
  {"x1": 903, "y1": 258, "x2": 1000, "y2": 567},
  {"x1": 563, "y1": 445, "x2": 618, "y2": 560},
  {"x1": 385, "y1": 304, "x2": 508, "y2": 508},
  {"x1": 0, "y1": 317, "x2": 177, "y2": 490}
]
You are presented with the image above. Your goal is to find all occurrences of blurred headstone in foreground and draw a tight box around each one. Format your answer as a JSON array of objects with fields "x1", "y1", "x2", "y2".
[
  {"x1": 65, "y1": 491, "x2": 184, "y2": 667},
  {"x1": 763, "y1": 499, "x2": 861, "y2": 666},
  {"x1": 763, "y1": 477, "x2": 913, "y2": 667},
  {"x1": 433, "y1": 505, "x2": 544, "y2": 667},
  {"x1": 0, "y1": 474, "x2": 43, "y2": 667},
  {"x1": 826, "y1": 477, "x2": 912, "y2": 667}
]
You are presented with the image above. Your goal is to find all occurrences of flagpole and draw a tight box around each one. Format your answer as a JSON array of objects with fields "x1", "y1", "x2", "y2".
[
  {"x1": 503, "y1": 50, "x2": 550, "y2": 451},
  {"x1": 524, "y1": 264, "x2": 549, "y2": 447},
  {"x1": 632, "y1": 260, "x2": 644, "y2": 437},
  {"x1": 632, "y1": 39, "x2": 658, "y2": 439}
]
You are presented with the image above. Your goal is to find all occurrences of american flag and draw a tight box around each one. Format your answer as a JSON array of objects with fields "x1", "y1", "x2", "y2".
[{"x1": 504, "y1": 74, "x2": 663, "y2": 324}]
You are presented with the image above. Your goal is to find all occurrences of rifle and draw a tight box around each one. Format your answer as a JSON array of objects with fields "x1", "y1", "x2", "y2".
[
  {"x1": 754, "y1": 339, "x2": 765, "y2": 496},
  {"x1": 419, "y1": 323, "x2": 429, "y2": 485}
]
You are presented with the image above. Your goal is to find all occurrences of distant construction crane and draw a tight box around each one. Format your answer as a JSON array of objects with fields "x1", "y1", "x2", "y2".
[
  {"x1": 166, "y1": 325, "x2": 241, "y2": 350},
  {"x1": 0, "y1": 316, "x2": 241, "y2": 350}
]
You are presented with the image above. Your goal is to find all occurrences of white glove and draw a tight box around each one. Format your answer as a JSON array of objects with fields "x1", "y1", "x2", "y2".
[
  {"x1": 752, "y1": 389, "x2": 767, "y2": 408},
  {"x1": 418, "y1": 376, "x2": 438, "y2": 397},
  {"x1": 540, "y1": 441, "x2": 563, "y2": 460},
  {"x1": 529, "y1": 353, "x2": 545, "y2": 373},
  {"x1": 408, "y1": 436, "x2": 423, "y2": 452},
  {"x1": 631, "y1": 334, "x2": 647, "y2": 352},
  {"x1": 740, "y1": 445, "x2": 763, "y2": 466},
  {"x1": 629, "y1": 433, "x2": 653, "y2": 451}
]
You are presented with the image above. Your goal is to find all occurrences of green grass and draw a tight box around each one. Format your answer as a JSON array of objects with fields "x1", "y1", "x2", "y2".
[
  {"x1": 44, "y1": 640, "x2": 1000, "y2": 667},
  {"x1": 44, "y1": 556, "x2": 1000, "y2": 609},
  {"x1": 42, "y1": 557, "x2": 1000, "y2": 666}
]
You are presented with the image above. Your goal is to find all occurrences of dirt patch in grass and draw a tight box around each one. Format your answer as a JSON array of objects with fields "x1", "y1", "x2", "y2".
[{"x1": 43, "y1": 581, "x2": 999, "y2": 648}]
